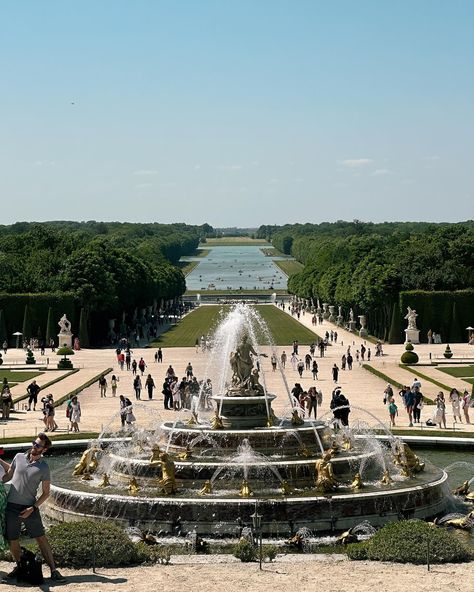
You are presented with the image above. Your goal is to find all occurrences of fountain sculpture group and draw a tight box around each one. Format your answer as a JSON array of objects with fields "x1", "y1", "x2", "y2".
[{"x1": 46, "y1": 305, "x2": 456, "y2": 539}]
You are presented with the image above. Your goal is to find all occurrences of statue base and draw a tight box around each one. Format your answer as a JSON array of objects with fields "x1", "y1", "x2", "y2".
[
  {"x1": 359, "y1": 328, "x2": 368, "y2": 338},
  {"x1": 328, "y1": 314, "x2": 336, "y2": 323},
  {"x1": 347, "y1": 321, "x2": 357, "y2": 333},
  {"x1": 336, "y1": 315, "x2": 343, "y2": 327},
  {"x1": 404, "y1": 329, "x2": 420, "y2": 344},
  {"x1": 57, "y1": 333, "x2": 73, "y2": 348}
]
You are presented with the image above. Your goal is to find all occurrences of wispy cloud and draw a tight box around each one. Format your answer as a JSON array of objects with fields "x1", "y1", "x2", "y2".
[
  {"x1": 132, "y1": 169, "x2": 159, "y2": 176},
  {"x1": 219, "y1": 164, "x2": 243, "y2": 171},
  {"x1": 341, "y1": 158, "x2": 374, "y2": 168},
  {"x1": 371, "y1": 168, "x2": 392, "y2": 176}
]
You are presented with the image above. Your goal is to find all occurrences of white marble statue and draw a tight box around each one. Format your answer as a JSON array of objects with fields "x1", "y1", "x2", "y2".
[
  {"x1": 404, "y1": 307, "x2": 418, "y2": 331},
  {"x1": 58, "y1": 314, "x2": 72, "y2": 334}
]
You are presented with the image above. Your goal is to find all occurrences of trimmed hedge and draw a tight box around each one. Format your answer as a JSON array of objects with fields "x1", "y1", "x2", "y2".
[{"x1": 347, "y1": 520, "x2": 473, "y2": 564}]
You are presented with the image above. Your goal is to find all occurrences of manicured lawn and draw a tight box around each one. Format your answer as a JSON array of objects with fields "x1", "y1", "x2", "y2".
[
  {"x1": 179, "y1": 260, "x2": 200, "y2": 276},
  {"x1": 0, "y1": 370, "x2": 44, "y2": 383},
  {"x1": 150, "y1": 305, "x2": 320, "y2": 347},
  {"x1": 274, "y1": 259, "x2": 304, "y2": 276},
  {"x1": 437, "y1": 366, "x2": 474, "y2": 378}
]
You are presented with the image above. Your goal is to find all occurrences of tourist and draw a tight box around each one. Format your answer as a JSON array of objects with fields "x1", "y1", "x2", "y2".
[
  {"x1": 388, "y1": 397, "x2": 398, "y2": 427},
  {"x1": 298, "y1": 390, "x2": 308, "y2": 414},
  {"x1": 332, "y1": 364, "x2": 339, "y2": 383},
  {"x1": 162, "y1": 379, "x2": 172, "y2": 410},
  {"x1": 462, "y1": 390, "x2": 471, "y2": 424},
  {"x1": 98, "y1": 374, "x2": 107, "y2": 398},
  {"x1": 119, "y1": 395, "x2": 132, "y2": 428},
  {"x1": 166, "y1": 365, "x2": 175, "y2": 379},
  {"x1": 125, "y1": 403, "x2": 136, "y2": 430},
  {"x1": 118, "y1": 351, "x2": 125, "y2": 370},
  {"x1": 125, "y1": 349, "x2": 132, "y2": 370},
  {"x1": 290, "y1": 352, "x2": 298, "y2": 371},
  {"x1": 2, "y1": 340, "x2": 7, "y2": 354},
  {"x1": 171, "y1": 377, "x2": 181, "y2": 411},
  {"x1": 292, "y1": 340, "x2": 299, "y2": 355},
  {"x1": 297, "y1": 359, "x2": 304, "y2": 378},
  {"x1": 330, "y1": 388, "x2": 350, "y2": 427},
  {"x1": 383, "y1": 384, "x2": 394, "y2": 405},
  {"x1": 449, "y1": 388, "x2": 463, "y2": 423},
  {"x1": 145, "y1": 374, "x2": 155, "y2": 400},
  {"x1": 304, "y1": 352, "x2": 312, "y2": 371},
  {"x1": 311, "y1": 360, "x2": 318, "y2": 380},
  {"x1": 27, "y1": 380, "x2": 41, "y2": 411},
  {"x1": 412, "y1": 377, "x2": 422, "y2": 389},
  {"x1": 270, "y1": 354, "x2": 277, "y2": 372},
  {"x1": 434, "y1": 392, "x2": 447, "y2": 429},
  {"x1": 341, "y1": 354, "x2": 346, "y2": 370},
  {"x1": 367, "y1": 347, "x2": 371, "y2": 361},
  {"x1": 69, "y1": 395, "x2": 81, "y2": 433},
  {"x1": 403, "y1": 387, "x2": 415, "y2": 427},
  {"x1": 185, "y1": 362, "x2": 193, "y2": 379},
  {"x1": 346, "y1": 353, "x2": 353, "y2": 370},
  {"x1": 133, "y1": 375, "x2": 142, "y2": 400},
  {"x1": 307, "y1": 386, "x2": 319, "y2": 419},
  {"x1": 360, "y1": 344, "x2": 366, "y2": 361},
  {"x1": 412, "y1": 386, "x2": 423, "y2": 424},
  {"x1": 110, "y1": 375, "x2": 119, "y2": 397},
  {"x1": 43, "y1": 395, "x2": 57, "y2": 432},
  {"x1": 0, "y1": 433, "x2": 66, "y2": 583},
  {"x1": 280, "y1": 351, "x2": 287, "y2": 369},
  {"x1": 1, "y1": 387, "x2": 13, "y2": 421},
  {"x1": 138, "y1": 357, "x2": 146, "y2": 376},
  {"x1": 157, "y1": 347, "x2": 163, "y2": 363},
  {"x1": 195, "y1": 338, "x2": 199, "y2": 353},
  {"x1": 291, "y1": 383, "x2": 303, "y2": 404},
  {"x1": 131, "y1": 359, "x2": 138, "y2": 375}
]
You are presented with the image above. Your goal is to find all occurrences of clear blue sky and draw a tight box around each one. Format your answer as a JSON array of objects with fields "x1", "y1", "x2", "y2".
[{"x1": 1, "y1": 1, "x2": 473, "y2": 227}]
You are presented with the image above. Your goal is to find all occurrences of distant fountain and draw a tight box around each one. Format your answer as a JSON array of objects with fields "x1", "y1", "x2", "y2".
[{"x1": 45, "y1": 304, "x2": 451, "y2": 538}]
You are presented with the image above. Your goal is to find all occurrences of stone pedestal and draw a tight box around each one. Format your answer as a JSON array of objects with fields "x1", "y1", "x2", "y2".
[
  {"x1": 404, "y1": 329, "x2": 420, "y2": 344},
  {"x1": 57, "y1": 333, "x2": 73, "y2": 348},
  {"x1": 336, "y1": 315, "x2": 343, "y2": 327},
  {"x1": 322, "y1": 303, "x2": 330, "y2": 320},
  {"x1": 347, "y1": 321, "x2": 357, "y2": 333},
  {"x1": 328, "y1": 306, "x2": 336, "y2": 322}
]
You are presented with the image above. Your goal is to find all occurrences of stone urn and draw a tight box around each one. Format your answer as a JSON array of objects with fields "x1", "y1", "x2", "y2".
[
  {"x1": 358, "y1": 315, "x2": 368, "y2": 338},
  {"x1": 323, "y1": 303, "x2": 330, "y2": 320},
  {"x1": 328, "y1": 306, "x2": 336, "y2": 322}
]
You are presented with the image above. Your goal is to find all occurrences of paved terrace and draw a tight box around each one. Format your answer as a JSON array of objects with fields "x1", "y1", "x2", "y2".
[{"x1": 1, "y1": 304, "x2": 473, "y2": 439}]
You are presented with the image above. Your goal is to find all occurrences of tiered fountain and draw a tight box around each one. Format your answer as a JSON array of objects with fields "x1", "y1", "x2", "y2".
[{"x1": 45, "y1": 305, "x2": 450, "y2": 537}]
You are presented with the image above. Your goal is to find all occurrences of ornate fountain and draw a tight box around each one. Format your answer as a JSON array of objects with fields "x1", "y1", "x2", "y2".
[{"x1": 45, "y1": 305, "x2": 450, "y2": 537}]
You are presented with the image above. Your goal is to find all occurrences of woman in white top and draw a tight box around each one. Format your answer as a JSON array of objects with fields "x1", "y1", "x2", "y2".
[
  {"x1": 449, "y1": 389, "x2": 462, "y2": 423},
  {"x1": 462, "y1": 390, "x2": 471, "y2": 424},
  {"x1": 70, "y1": 395, "x2": 81, "y2": 433}
]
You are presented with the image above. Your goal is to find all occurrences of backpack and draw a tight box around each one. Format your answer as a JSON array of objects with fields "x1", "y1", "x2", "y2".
[{"x1": 17, "y1": 547, "x2": 44, "y2": 585}]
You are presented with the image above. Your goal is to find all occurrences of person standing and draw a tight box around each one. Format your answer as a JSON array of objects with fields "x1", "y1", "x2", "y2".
[
  {"x1": 145, "y1": 374, "x2": 155, "y2": 400},
  {"x1": 185, "y1": 362, "x2": 193, "y2": 379},
  {"x1": 27, "y1": 380, "x2": 41, "y2": 411},
  {"x1": 119, "y1": 395, "x2": 132, "y2": 428},
  {"x1": 332, "y1": 364, "x2": 339, "y2": 384},
  {"x1": 157, "y1": 347, "x2": 163, "y2": 363},
  {"x1": 403, "y1": 387, "x2": 415, "y2": 427},
  {"x1": 0, "y1": 433, "x2": 66, "y2": 582},
  {"x1": 270, "y1": 354, "x2": 277, "y2": 372},
  {"x1": 1, "y1": 388, "x2": 13, "y2": 421},
  {"x1": 131, "y1": 360, "x2": 138, "y2": 376},
  {"x1": 307, "y1": 386, "x2": 318, "y2": 419},
  {"x1": 297, "y1": 359, "x2": 304, "y2": 378},
  {"x1": 449, "y1": 388, "x2": 463, "y2": 423},
  {"x1": 98, "y1": 375, "x2": 107, "y2": 398},
  {"x1": 290, "y1": 352, "x2": 298, "y2": 371},
  {"x1": 388, "y1": 397, "x2": 398, "y2": 427},
  {"x1": 412, "y1": 386, "x2": 423, "y2": 424},
  {"x1": 462, "y1": 390, "x2": 471, "y2": 424},
  {"x1": 311, "y1": 360, "x2": 318, "y2": 380},
  {"x1": 133, "y1": 375, "x2": 142, "y2": 400},
  {"x1": 110, "y1": 375, "x2": 119, "y2": 397},
  {"x1": 280, "y1": 351, "x2": 287, "y2": 369},
  {"x1": 162, "y1": 379, "x2": 172, "y2": 410},
  {"x1": 69, "y1": 395, "x2": 81, "y2": 433},
  {"x1": 346, "y1": 353, "x2": 353, "y2": 370},
  {"x1": 435, "y1": 392, "x2": 447, "y2": 429},
  {"x1": 138, "y1": 357, "x2": 146, "y2": 376}
]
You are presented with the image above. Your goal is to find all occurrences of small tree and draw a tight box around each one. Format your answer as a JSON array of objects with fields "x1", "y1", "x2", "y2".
[
  {"x1": 78, "y1": 308, "x2": 90, "y2": 348},
  {"x1": 25, "y1": 348, "x2": 36, "y2": 365},
  {"x1": 22, "y1": 304, "x2": 32, "y2": 344},
  {"x1": 45, "y1": 307, "x2": 56, "y2": 346},
  {"x1": 0, "y1": 309, "x2": 7, "y2": 344},
  {"x1": 57, "y1": 346, "x2": 74, "y2": 369}
]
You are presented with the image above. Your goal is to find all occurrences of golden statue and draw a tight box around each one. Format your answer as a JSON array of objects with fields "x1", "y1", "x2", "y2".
[
  {"x1": 285, "y1": 533, "x2": 304, "y2": 550},
  {"x1": 157, "y1": 452, "x2": 177, "y2": 494},
  {"x1": 298, "y1": 445, "x2": 312, "y2": 457},
  {"x1": 81, "y1": 472, "x2": 93, "y2": 481},
  {"x1": 380, "y1": 469, "x2": 393, "y2": 485},
  {"x1": 314, "y1": 451, "x2": 337, "y2": 493},
  {"x1": 187, "y1": 414, "x2": 197, "y2": 426},
  {"x1": 336, "y1": 528, "x2": 358, "y2": 545},
  {"x1": 342, "y1": 434, "x2": 353, "y2": 451},
  {"x1": 73, "y1": 447, "x2": 100, "y2": 476},
  {"x1": 149, "y1": 445, "x2": 161, "y2": 465},
  {"x1": 393, "y1": 442, "x2": 425, "y2": 476},
  {"x1": 178, "y1": 445, "x2": 191, "y2": 461},
  {"x1": 98, "y1": 473, "x2": 110, "y2": 487},
  {"x1": 280, "y1": 480, "x2": 292, "y2": 495},
  {"x1": 267, "y1": 408, "x2": 278, "y2": 427},
  {"x1": 291, "y1": 409, "x2": 304, "y2": 426},
  {"x1": 330, "y1": 440, "x2": 340, "y2": 455},
  {"x1": 199, "y1": 480, "x2": 213, "y2": 495},
  {"x1": 350, "y1": 472, "x2": 363, "y2": 490},
  {"x1": 128, "y1": 476, "x2": 140, "y2": 494},
  {"x1": 435, "y1": 510, "x2": 474, "y2": 530},
  {"x1": 466, "y1": 490, "x2": 474, "y2": 501},
  {"x1": 452, "y1": 481, "x2": 470, "y2": 496},
  {"x1": 239, "y1": 479, "x2": 253, "y2": 497},
  {"x1": 211, "y1": 412, "x2": 224, "y2": 430}
]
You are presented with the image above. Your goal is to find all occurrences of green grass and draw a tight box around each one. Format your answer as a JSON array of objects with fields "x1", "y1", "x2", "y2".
[
  {"x1": 0, "y1": 370, "x2": 44, "y2": 383},
  {"x1": 179, "y1": 260, "x2": 200, "y2": 276},
  {"x1": 150, "y1": 305, "x2": 320, "y2": 347},
  {"x1": 399, "y1": 365, "x2": 455, "y2": 393},
  {"x1": 362, "y1": 364, "x2": 434, "y2": 404},
  {"x1": 437, "y1": 366, "x2": 474, "y2": 378},
  {"x1": 274, "y1": 260, "x2": 304, "y2": 276}
]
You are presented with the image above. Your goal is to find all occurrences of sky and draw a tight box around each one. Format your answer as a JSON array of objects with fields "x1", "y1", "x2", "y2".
[{"x1": 1, "y1": 1, "x2": 473, "y2": 227}]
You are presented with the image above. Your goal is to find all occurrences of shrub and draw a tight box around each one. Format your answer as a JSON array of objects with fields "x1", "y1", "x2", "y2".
[
  {"x1": 348, "y1": 520, "x2": 472, "y2": 564},
  {"x1": 25, "y1": 349, "x2": 36, "y2": 365},
  {"x1": 233, "y1": 539, "x2": 257, "y2": 562},
  {"x1": 443, "y1": 345, "x2": 453, "y2": 359},
  {"x1": 405, "y1": 341, "x2": 414, "y2": 351},
  {"x1": 263, "y1": 544, "x2": 278, "y2": 562},
  {"x1": 135, "y1": 542, "x2": 172, "y2": 564},
  {"x1": 401, "y1": 340, "x2": 419, "y2": 365},
  {"x1": 46, "y1": 520, "x2": 143, "y2": 568}
]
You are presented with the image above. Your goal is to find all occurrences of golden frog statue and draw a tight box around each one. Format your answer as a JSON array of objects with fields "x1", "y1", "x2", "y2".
[
  {"x1": 73, "y1": 447, "x2": 100, "y2": 476},
  {"x1": 199, "y1": 480, "x2": 213, "y2": 495},
  {"x1": 239, "y1": 479, "x2": 253, "y2": 497},
  {"x1": 314, "y1": 451, "x2": 337, "y2": 493},
  {"x1": 157, "y1": 452, "x2": 177, "y2": 494},
  {"x1": 128, "y1": 476, "x2": 140, "y2": 494},
  {"x1": 350, "y1": 472, "x2": 363, "y2": 491}
]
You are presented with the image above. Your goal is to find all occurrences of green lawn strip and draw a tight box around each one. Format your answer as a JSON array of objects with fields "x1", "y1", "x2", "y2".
[
  {"x1": 464, "y1": 378, "x2": 474, "y2": 385},
  {"x1": 54, "y1": 368, "x2": 114, "y2": 408},
  {"x1": 150, "y1": 305, "x2": 320, "y2": 347},
  {"x1": 0, "y1": 432, "x2": 100, "y2": 446},
  {"x1": 273, "y1": 259, "x2": 304, "y2": 276},
  {"x1": 398, "y1": 365, "x2": 456, "y2": 394},
  {"x1": 437, "y1": 366, "x2": 474, "y2": 378},
  {"x1": 0, "y1": 370, "x2": 44, "y2": 383},
  {"x1": 179, "y1": 260, "x2": 200, "y2": 276},
  {"x1": 362, "y1": 364, "x2": 434, "y2": 404},
  {"x1": 12, "y1": 369, "x2": 80, "y2": 405}
]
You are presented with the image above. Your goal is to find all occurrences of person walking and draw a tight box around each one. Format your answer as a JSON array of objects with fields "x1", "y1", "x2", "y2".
[
  {"x1": 131, "y1": 359, "x2": 138, "y2": 375},
  {"x1": 449, "y1": 388, "x2": 463, "y2": 423},
  {"x1": 157, "y1": 347, "x2": 163, "y2": 363},
  {"x1": 403, "y1": 387, "x2": 415, "y2": 427},
  {"x1": 304, "y1": 353, "x2": 312, "y2": 371},
  {"x1": 412, "y1": 386, "x2": 423, "y2": 424},
  {"x1": 133, "y1": 375, "x2": 142, "y2": 400},
  {"x1": 145, "y1": 374, "x2": 155, "y2": 400},
  {"x1": 332, "y1": 364, "x2": 339, "y2": 384},
  {"x1": 138, "y1": 357, "x2": 146, "y2": 376},
  {"x1": 311, "y1": 360, "x2": 318, "y2": 380},
  {"x1": 346, "y1": 353, "x2": 353, "y2": 370},
  {"x1": 280, "y1": 351, "x2": 287, "y2": 369},
  {"x1": 27, "y1": 380, "x2": 41, "y2": 411},
  {"x1": 297, "y1": 359, "x2": 304, "y2": 378},
  {"x1": 307, "y1": 386, "x2": 319, "y2": 419},
  {"x1": 270, "y1": 354, "x2": 277, "y2": 372},
  {"x1": 185, "y1": 362, "x2": 193, "y2": 379},
  {"x1": 462, "y1": 390, "x2": 471, "y2": 424},
  {"x1": 434, "y1": 392, "x2": 447, "y2": 429},
  {"x1": 162, "y1": 379, "x2": 172, "y2": 410},
  {"x1": 388, "y1": 397, "x2": 398, "y2": 427},
  {"x1": 0, "y1": 433, "x2": 66, "y2": 583},
  {"x1": 69, "y1": 395, "x2": 81, "y2": 433},
  {"x1": 290, "y1": 352, "x2": 298, "y2": 371},
  {"x1": 119, "y1": 395, "x2": 132, "y2": 429},
  {"x1": 110, "y1": 375, "x2": 119, "y2": 397}
]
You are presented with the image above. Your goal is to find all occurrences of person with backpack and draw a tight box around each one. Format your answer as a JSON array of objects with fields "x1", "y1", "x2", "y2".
[
  {"x1": 27, "y1": 380, "x2": 41, "y2": 411},
  {"x1": 119, "y1": 395, "x2": 132, "y2": 428},
  {"x1": 0, "y1": 433, "x2": 66, "y2": 583}
]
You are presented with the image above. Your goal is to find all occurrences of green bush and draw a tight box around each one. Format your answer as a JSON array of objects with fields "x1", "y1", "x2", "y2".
[
  {"x1": 46, "y1": 520, "x2": 143, "y2": 568},
  {"x1": 135, "y1": 542, "x2": 172, "y2": 564},
  {"x1": 263, "y1": 544, "x2": 278, "y2": 562},
  {"x1": 405, "y1": 341, "x2": 414, "y2": 351},
  {"x1": 57, "y1": 358, "x2": 74, "y2": 369},
  {"x1": 347, "y1": 520, "x2": 472, "y2": 564},
  {"x1": 443, "y1": 345, "x2": 453, "y2": 359},
  {"x1": 401, "y1": 351, "x2": 419, "y2": 364},
  {"x1": 233, "y1": 539, "x2": 257, "y2": 562},
  {"x1": 25, "y1": 349, "x2": 36, "y2": 365}
]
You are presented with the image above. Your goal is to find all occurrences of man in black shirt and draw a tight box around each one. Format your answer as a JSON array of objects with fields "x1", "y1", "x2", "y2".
[{"x1": 27, "y1": 380, "x2": 41, "y2": 411}]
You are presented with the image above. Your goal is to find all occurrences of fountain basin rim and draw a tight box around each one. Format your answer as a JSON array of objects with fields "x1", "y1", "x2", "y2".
[
  {"x1": 160, "y1": 422, "x2": 327, "y2": 435},
  {"x1": 210, "y1": 393, "x2": 277, "y2": 402},
  {"x1": 49, "y1": 470, "x2": 447, "y2": 504}
]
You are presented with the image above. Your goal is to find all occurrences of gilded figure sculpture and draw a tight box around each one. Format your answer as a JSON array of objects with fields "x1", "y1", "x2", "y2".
[
  {"x1": 199, "y1": 480, "x2": 213, "y2": 495},
  {"x1": 291, "y1": 409, "x2": 304, "y2": 426},
  {"x1": 239, "y1": 479, "x2": 253, "y2": 497},
  {"x1": 380, "y1": 469, "x2": 393, "y2": 485},
  {"x1": 73, "y1": 447, "x2": 100, "y2": 476},
  {"x1": 314, "y1": 451, "x2": 337, "y2": 492},
  {"x1": 128, "y1": 476, "x2": 140, "y2": 494},
  {"x1": 350, "y1": 472, "x2": 363, "y2": 490},
  {"x1": 452, "y1": 481, "x2": 470, "y2": 496},
  {"x1": 98, "y1": 473, "x2": 111, "y2": 487},
  {"x1": 157, "y1": 452, "x2": 177, "y2": 494},
  {"x1": 211, "y1": 412, "x2": 224, "y2": 430},
  {"x1": 393, "y1": 442, "x2": 425, "y2": 476}
]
